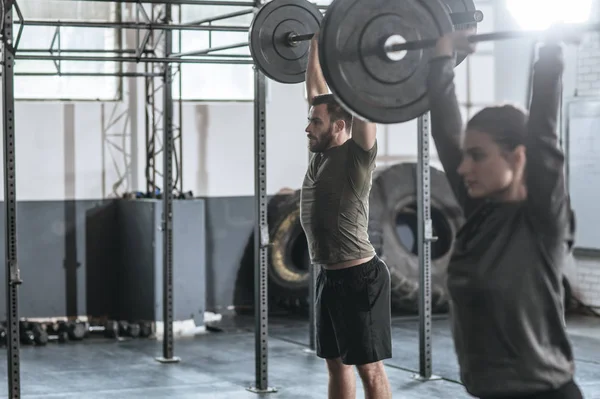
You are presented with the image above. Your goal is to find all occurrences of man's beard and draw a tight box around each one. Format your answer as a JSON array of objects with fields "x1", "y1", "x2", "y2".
[{"x1": 308, "y1": 124, "x2": 334, "y2": 153}]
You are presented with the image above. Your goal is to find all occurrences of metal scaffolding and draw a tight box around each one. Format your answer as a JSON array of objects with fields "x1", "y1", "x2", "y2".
[
  {"x1": 0, "y1": 0, "x2": 254, "y2": 396},
  {"x1": 143, "y1": 3, "x2": 184, "y2": 196}
]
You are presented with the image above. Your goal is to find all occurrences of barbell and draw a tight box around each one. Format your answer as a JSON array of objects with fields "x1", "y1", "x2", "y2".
[
  {"x1": 248, "y1": 0, "x2": 481, "y2": 124},
  {"x1": 249, "y1": 0, "x2": 598, "y2": 124}
]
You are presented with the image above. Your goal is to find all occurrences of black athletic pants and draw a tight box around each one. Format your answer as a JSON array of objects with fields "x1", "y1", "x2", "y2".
[
  {"x1": 315, "y1": 255, "x2": 392, "y2": 366},
  {"x1": 479, "y1": 380, "x2": 583, "y2": 399}
]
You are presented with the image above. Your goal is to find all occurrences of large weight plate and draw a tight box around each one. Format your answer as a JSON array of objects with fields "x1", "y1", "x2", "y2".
[
  {"x1": 441, "y1": 0, "x2": 480, "y2": 66},
  {"x1": 249, "y1": 0, "x2": 322, "y2": 84},
  {"x1": 319, "y1": 0, "x2": 455, "y2": 124}
]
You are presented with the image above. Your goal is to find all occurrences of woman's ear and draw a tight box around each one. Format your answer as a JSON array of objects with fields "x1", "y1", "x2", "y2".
[{"x1": 512, "y1": 145, "x2": 527, "y2": 170}]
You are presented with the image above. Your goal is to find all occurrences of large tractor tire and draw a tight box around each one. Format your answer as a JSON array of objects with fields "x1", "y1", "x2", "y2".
[
  {"x1": 266, "y1": 189, "x2": 310, "y2": 312},
  {"x1": 368, "y1": 163, "x2": 465, "y2": 313}
]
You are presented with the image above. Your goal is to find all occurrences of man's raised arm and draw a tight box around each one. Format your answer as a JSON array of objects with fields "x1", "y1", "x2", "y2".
[
  {"x1": 350, "y1": 116, "x2": 377, "y2": 152},
  {"x1": 306, "y1": 33, "x2": 328, "y2": 103},
  {"x1": 306, "y1": 33, "x2": 376, "y2": 151}
]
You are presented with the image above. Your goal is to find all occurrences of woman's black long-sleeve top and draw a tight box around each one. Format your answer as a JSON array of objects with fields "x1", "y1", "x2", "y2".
[{"x1": 426, "y1": 45, "x2": 575, "y2": 398}]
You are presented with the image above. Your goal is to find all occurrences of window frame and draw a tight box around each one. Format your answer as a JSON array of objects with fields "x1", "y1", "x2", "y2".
[
  {"x1": 14, "y1": 1, "x2": 124, "y2": 102},
  {"x1": 172, "y1": 4, "x2": 255, "y2": 102}
]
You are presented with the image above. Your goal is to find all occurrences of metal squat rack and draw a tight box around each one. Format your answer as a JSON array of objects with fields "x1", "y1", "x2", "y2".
[
  {"x1": 1, "y1": 0, "x2": 439, "y2": 397},
  {"x1": 0, "y1": 0, "x2": 256, "y2": 397}
]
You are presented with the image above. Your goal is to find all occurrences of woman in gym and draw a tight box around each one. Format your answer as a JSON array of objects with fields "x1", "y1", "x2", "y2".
[{"x1": 426, "y1": 30, "x2": 583, "y2": 399}]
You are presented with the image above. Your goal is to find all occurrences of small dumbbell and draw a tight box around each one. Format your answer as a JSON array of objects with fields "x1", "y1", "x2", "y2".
[
  {"x1": 138, "y1": 321, "x2": 153, "y2": 338},
  {"x1": 59, "y1": 321, "x2": 86, "y2": 341},
  {"x1": 87, "y1": 320, "x2": 119, "y2": 339},
  {"x1": 20, "y1": 322, "x2": 48, "y2": 346},
  {"x1": 19, "y1": 321, "x2": 34, "y2": 345},
  {"x1": 45, "y1": 323, "x2": 69, "y2": 344},
  {"x1": 0, "y1": 325, "x2": 6, "y2": 346},
  {"x1": 118, "y1": 321, "x2": 141, "y2": 338},
  {"x1": 31, "y1": 322, "x2": 48, "y2": 345}
]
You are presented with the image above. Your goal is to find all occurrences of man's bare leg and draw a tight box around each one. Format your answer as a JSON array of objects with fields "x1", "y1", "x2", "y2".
[
  {"x1": 356, "y1": 361, "x2": 391, "y2": 399},
  {"x1": 326, "y1": 358, "x2": 356, "y2": 399}
]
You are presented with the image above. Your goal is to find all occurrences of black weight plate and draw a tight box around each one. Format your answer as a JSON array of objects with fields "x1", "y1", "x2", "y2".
[
  {"x1": 249, "y1": 0, "x2": 323, "y2": 84},
  {"x1": 319, "y1": 0, "x2": 454, "y2": 124},
  {"x1": 441, "y1": 0, "x2": 480, "y2": 66}
]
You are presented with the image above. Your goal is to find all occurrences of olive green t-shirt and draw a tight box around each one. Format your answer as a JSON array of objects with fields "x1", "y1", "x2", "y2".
[{"x1": 300, "y1": 139, "x2": 377, "y2": 265}]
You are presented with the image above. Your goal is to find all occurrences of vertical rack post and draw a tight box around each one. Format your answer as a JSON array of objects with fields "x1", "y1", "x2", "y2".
[
  {"x1": 307, "y1": 264, "x2": 318, "y2": 352},
  {"x1": 247, "y1": 66, "x2": 276, "y2": 395},
  {"x1": 2, "y1": 1, "x2": 22, "y2": 397},
  {"x1": 155, "y1": 0, "x2": 180, "y2": 365},
  {"x1": 413, "y1": 113, "x2": 440, "y2": 382},
  {"x1": 177, "y1": 3, "x2": 184, "y2": 193},
  {"x1": 306, "y1": 95, "x2": 317, "y2": 354}
]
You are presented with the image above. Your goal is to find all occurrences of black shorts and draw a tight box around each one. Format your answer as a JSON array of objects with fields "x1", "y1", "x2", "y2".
[{"x1": 315, "y1": 256, "x2": 392, "y2": 365}]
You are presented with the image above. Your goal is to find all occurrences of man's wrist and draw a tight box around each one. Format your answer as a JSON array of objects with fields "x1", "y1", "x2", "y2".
[{"x1": 435, "y1": 42, "x2": 454, "y2": 57}]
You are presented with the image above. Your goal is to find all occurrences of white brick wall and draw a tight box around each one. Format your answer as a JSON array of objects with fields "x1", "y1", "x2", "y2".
[
  {"x1": 576, "y1": 33, "x2": 600, "y2": 96},
  {"x1": 574, "y1": 257, "x2": 600, "y2": 308},
  {"x1": 576, "y1": 0, "x2": 600, "y2": 96},
  {"x1": 571, "y1": 0, "x2": 600, "y2": 309}
]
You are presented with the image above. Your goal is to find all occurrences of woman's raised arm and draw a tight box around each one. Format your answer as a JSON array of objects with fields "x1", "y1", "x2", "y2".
[
  {"x1": 427, "y1": 33, "x2": 479, "y2": 216},
  {"x1": 525, "y1": 43, "x2": 569, "y2": 231}
]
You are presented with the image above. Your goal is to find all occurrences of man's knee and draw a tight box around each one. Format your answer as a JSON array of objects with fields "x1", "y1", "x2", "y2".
[
  {"x1": 356, "y1": 360, "x2": 387, "y2": 385},
  {"x1": 326, "y1": 357, "x2": 353, "y2": 377}
]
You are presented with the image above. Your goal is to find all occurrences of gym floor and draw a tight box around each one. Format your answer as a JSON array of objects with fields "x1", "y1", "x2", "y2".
[{"x1": 0, "y1": 314, "x2": 598, "y2": 398}]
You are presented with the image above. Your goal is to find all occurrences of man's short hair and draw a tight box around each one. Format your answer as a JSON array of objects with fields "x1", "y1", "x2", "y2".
[{"x1": 311, "y1": 94, "x2": 353, "y2": 132}]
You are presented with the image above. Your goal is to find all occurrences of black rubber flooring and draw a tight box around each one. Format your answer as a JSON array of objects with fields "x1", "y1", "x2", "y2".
[{"x1": 0, "y1": 314, "x2": 597, "y2": 398}]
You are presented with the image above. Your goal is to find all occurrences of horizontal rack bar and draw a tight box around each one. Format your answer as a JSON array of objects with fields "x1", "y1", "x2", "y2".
[
  {"x1": 185, "y1": 8, "x2": 256, "y2": 25},
  {"x1": 6, "y1": 72, "x2": 164, "y2": 77},
  {"x1": 15, "y1": 54, "x2": 254, "y2": 64},
  {"x1": 18, "y1": 20, "x2": 250, "y2": 32},
  {"x1": 17, "y1": 49, "x2": 250, "y2": 58},
  {"x1": 53, "y1": 0, "x2": 257, "y2": 6},
  {"x1": 18, "y1": 49, "x2": 144, "y2": 54},
  {"x1": 171, "y1": 41, "x2": 248, "y2": 57},
  {"x1": 49, "y1": 0, "x2": 327, "y2": 10}
]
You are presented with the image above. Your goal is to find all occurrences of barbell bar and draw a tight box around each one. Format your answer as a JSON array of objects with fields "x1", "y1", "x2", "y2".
[
  {"x1": 285, "y1": 10, "x2": 485, "y2": 47},
  {"x1": 387, "y1": 23, "x2": 600, "y2": 53}
]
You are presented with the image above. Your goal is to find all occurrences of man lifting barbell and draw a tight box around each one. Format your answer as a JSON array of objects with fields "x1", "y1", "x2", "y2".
[
  {"x1": 427, "y1": 29, "x2": 583, "y2": 399},
  {"x1": 299, "y1": 33, "x2": 392, "y2": 399}
]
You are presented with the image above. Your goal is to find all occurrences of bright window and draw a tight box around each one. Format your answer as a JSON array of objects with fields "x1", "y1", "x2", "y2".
[
  {"x1": 506, "y1": 0, "x2": 593, "y2": 30},
  {"x1": 14, "y1": 0, "x2": 121, "y2": 101},
  {"x1": 173, "y1": 3, "x2": 255, "y2": 101}
]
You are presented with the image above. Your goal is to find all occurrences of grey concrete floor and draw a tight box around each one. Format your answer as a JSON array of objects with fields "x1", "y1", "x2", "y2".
[{"x1": 0, "y1": 314, "x2": 597, "y2": 398}]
